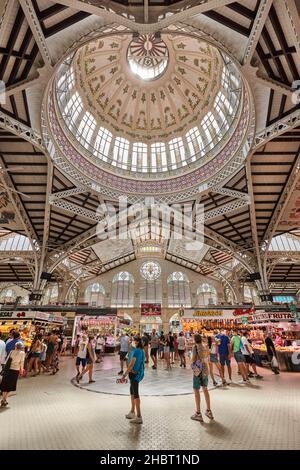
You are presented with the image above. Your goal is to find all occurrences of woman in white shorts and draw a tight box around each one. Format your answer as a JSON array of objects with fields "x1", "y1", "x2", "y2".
[{"x1": 163, "y1": 333, "x2": 171, "y2": 371}]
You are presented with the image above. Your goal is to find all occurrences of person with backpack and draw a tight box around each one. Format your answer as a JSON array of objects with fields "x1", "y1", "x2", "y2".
[
  {"x1": 191, "y1": 333, "x2": 214, "y2": 422},
  {"x1": 122, "y1": 335, "x2": 145, "y2": 425},
  {"x1": 231, "y1": 330, "x2": 249, "y2": 383}
]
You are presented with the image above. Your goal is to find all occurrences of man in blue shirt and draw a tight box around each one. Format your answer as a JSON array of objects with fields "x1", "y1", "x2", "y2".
[
  {"x1": 123, "y1": 336, "x2": 145, "y2": 425},
  {"x1": 216, "y1": 329, "x2": 232, "y2": 383},
  {"x1": 6, "y1": 331, "x2": 24, "y2": 355}
]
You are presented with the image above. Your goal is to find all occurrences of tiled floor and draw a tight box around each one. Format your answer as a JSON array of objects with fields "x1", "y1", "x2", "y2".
[{"x1": 1, "y1": 356, "x2": 300, "y2": 450}]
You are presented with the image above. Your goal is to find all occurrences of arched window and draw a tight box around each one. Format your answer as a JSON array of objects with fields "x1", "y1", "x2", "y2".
[
  {"x1": 196, "y1": 283, "x2": 217, "y2": 306},
  {"x1": 111, "y1": 272, "x2": 134, "y2": 307},
  {"x1": 43, "y1": 284, "x2": 59, "y2": 305},
  {"x1": 0, "y1": 288, "x2": 17, "y2": 303},
  {"x1": 140, "y1": 261, "x2": 162, "y2": 304},
  {"x1": 167, "y1": 272, "x2": 191, "y2": 308},
  {"x1": 85, "y1": 282, "x2": 105, "y2": 307}
]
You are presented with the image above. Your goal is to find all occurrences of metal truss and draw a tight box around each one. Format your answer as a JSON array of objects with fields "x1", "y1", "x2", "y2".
[
  {"x1": 0, "y1": 110, "x2": 44, "y2": 151},
  {"x1": 210, "y1": 186, "x2": 250, "y2": 202},
  {"x1": 50, "y1": 187, "x2": 87, "y2": 200},
  {"x1": 53, "y1": 0, "x2": 236, "y2": 33},
  {"x1": 0, "y1": 251, "x2": 34, "y2": 259},
  {"x1": 254, "y1": 74, "x2": 294, "y2": 98},
  {"x1": 253, "y1": 109, "x2": 300, "y2": 151},
  {"x1": 200, "y1": 199, "x2": 250, "y2": 223},
  {"x1": 19, "y1": 0, "x2": 53, "y2": 67},
  {"x1": 242, "y1": 0, "x2": 273, "y2": 65},
  {"x1": 263, "y1": 150, "x2": 300, "y2": 250},
  {"x1": 49, "y1": 199, "x2": 102, "y2": 222},
  {"x1": 283, "y1": 0, "x2": 300, "y2": 58}
]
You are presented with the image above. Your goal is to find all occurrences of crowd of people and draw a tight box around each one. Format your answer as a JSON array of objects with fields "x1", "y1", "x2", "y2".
[
  {"x1": 0, "y1": 328, "x2": 67, "y2": 407},
  {"x1": 72, "y1": 327, "x2": 275, "y2": 425},
  {"x1": 1, "y1": 325, "x2": 279, "y2": 421}
]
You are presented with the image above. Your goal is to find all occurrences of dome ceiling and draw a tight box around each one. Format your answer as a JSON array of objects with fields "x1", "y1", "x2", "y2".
[
  {"x1": 43, "y1": 27, "x2": 255, "y2": 199},
  {"x1": 74, "y1": 33, "x2": 222, "y2": 142}
]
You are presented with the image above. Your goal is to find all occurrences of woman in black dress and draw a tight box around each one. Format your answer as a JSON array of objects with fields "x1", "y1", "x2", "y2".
[{"x1": 1, "y1": 341, "x2": 25, "y2": 407}]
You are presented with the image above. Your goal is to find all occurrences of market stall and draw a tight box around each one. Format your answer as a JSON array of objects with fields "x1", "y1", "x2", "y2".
[
  {"x1": 247, "y1": 312, "x2": 300, "y2": 372},
  {"x1": 181, "y1": 309, "x2": 243, "y2": 333},
  {"x1": 0, "y1": 310, "x2": 66, "y2": 349},
  {"x1": 72, "y1": 311, "x2": 118, "y2": 354}
]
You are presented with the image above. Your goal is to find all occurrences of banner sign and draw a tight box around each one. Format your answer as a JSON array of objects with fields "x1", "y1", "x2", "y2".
[
  {"x1": 141, "y1": 303, "x2": 161, "y2": 316},
  {"x1": 233, "y1": 308, "x2": 255, "y2": 316},
  {"x1": 193, "y1": 310, "x2": 223, "y2": 317},
  {"x1": 249, "y1": 312, "x2": 294, "y2": 322}
]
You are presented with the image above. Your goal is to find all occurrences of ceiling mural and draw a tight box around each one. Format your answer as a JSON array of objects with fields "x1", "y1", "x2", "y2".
[{"x1": 75, "y1": 33, "x2": 222, "y2": 142}]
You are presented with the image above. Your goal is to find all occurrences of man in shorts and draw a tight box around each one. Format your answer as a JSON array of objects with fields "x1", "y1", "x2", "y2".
[
  {"x1": 216, "y1": 329, "x2": 232, "y2": 383},
  {"x1": 150, "y1": 329, "x2": 159, "y2": 370},
  {"x1": 75, "y1": 335, "x2": 88, "y2": 383},
  {"x1": 241, "y1": 331, "x2": 263, "y2": 379},
  {"x1": 118, "y1": 331, "x2": 130, "y2": 375},
  {"x1": 231, "y1": 330, "x2": 249, "y2": 383}
]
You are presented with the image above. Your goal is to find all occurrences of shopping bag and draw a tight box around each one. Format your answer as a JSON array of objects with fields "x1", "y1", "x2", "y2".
[{"x1": 271, "y1": 356, "x2": 279, "y2": 368}]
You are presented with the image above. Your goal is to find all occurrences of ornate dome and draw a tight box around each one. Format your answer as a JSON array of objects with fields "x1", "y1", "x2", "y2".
[
  {"x1": 74, "y1": 33, "x2": 222, "y2": 143},
  {"x1": 42, "y1": 26, "x2": 255, "y2": 200}
]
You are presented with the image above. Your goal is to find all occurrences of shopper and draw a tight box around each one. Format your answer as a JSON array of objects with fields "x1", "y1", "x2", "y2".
[
  {"x1": 123, "y1": 335, "x2": 145, "y2": 425},
  {"x1": 45, "y1": 330, "x2": 58, "y2": 371},
  {"x1": 163, "y1": 332, "x2": 171, "y2": 370},
  {"x1": 159, "y1": 331, "x2": 165, "y2": 359},
  {"x1": 5, "y1": 329, "x2": 15, "y2": 349},
  {"x1": 216, "y1": 329, "x2": 232, "y2": 383},
  {"x1": 0, "y1": 341, "x2": 25, "y2": 407},
  {"x1": 0, "y1": 332, "x2": 6, "y2": 371},
  {"x1": 173, "y1": 333, "x2": 179, "y2": 361},
  {"x1": 264, "y1": 332, "x2": 280, "y2": 374},
  {"x1": 191, "y1": 333, "x2": 213, "y2": 422},
  {"x1": 118, "y1": 331, "x2": 130, "y2": 375},
  {"x1": 28, "y1": 333, "x2": 43, "y2": 376},
  {"x1": 141, "y1": 332, "x2": 149, "y2": 364},
  {"x1": 95, "y1": 334, "x2": 104, "y2": 363},
  {"x1": 169, "y1": 332, "x2": 175, "y2": 364},
  {"x1": 5, "y1": 331, "x2": 23, "y2": 355},
  {"x1": 150, "y1": 329, "x2": 159, "y2": 370},
  {"x1": 207, "y1": 333, "x2": 226, "y2": 386},
  {"x1": 75, "y1": 334, "x2": 88, "y2": 383},
  {"x1": 241, "y1": 331, "x2": 263, "y2": 379},
  {"x1": 178, "y1": 332, "x2": 186, "y2": 368},
  {"x1": 231, "y1": 330, "x2": 249, "y2": 383},
  {"x1": 73, "y1": 334, "x2": 80, "y2": 357},
  {"x1": 81, "y1": 335, "x2": 96, "y2": 383}
]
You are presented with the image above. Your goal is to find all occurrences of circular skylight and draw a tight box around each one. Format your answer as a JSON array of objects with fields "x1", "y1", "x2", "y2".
[
  {"x1": 127, "y1": 34, "x2": 169, "y2": 80},
  {"x1": 140, "y1": 261, "x2": 161, "y2": 280}
]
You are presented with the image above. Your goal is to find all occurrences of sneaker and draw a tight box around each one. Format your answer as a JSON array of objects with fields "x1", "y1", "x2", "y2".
[
  {"x1": 245, "y1": 379, "x2": 251, "y2": 384},
  {"x1": 118, "y1": 370, "x2": 123, "y2": 375},
  {"x1": 125, "y1": 412, "x2": 135, "y2": 419},
  {"x1": 222, "y1": 381, "x2": 228, "y2": 386},
  {"x1": 205, "y1": 409, "x2": 214, "y2": 420},
  {"x1": 248, "y1": 372, "x2": 255, "y2": 378},
  {"x1": 129, "y1": 417, "x2": 143, "y2": 424},
  {"x1": 152, "y1": 366, "x2": 157, "y2": 370},
  {"x1": 238, "y1": 379, "x2": 246, "y2": 384},
  {"x1": 255, "y1": 374, "x2": 263, "y2": 379},
  {"x1": 213, "y1": 380, "x2": 218, "y2": 386},
  {"x1": 191, "y1": 412, "x2": 203, "y2": 422},
  {"x1": 89, "y1": 380, "x2": 96, "y2": 383}
]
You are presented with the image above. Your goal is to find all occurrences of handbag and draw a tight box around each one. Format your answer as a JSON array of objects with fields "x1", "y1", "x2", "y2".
[
  {"x1": 0, "y1": 352, "x2": 12, "y2": 376},
  {"x1": 191, "y1": 345, "x2": 204, "y2": 377},
  {"x1": 271, "y1": 356, "x2": 279, "y2": 369}
]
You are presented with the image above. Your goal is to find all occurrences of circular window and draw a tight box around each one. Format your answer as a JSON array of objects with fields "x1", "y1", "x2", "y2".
[
  {"x1": 140, "y1": 261, "x2": 161, "y2": 280},
  {"x1": 127, "y1": 34, "x2": 169, "y2": 81}
]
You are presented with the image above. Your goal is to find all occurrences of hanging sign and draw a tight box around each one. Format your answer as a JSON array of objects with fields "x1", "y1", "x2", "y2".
[{"x1": 141, "y1": 303, "x2": 161, "y2": 316}]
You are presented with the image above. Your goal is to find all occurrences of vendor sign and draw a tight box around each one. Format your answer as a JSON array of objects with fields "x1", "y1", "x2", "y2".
[
  {"x1": 249, "y1": 312, "x2": 294, "y2": 322},
  {"x1": 233, "y1": 307, "x2": 255, "y2": 316},
  {"x1": 193, "y1": 310, "x2": 223, "y2": 317},
  {"x1": 141, "y1": 303, "x2": 161, "y2": 316}
]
